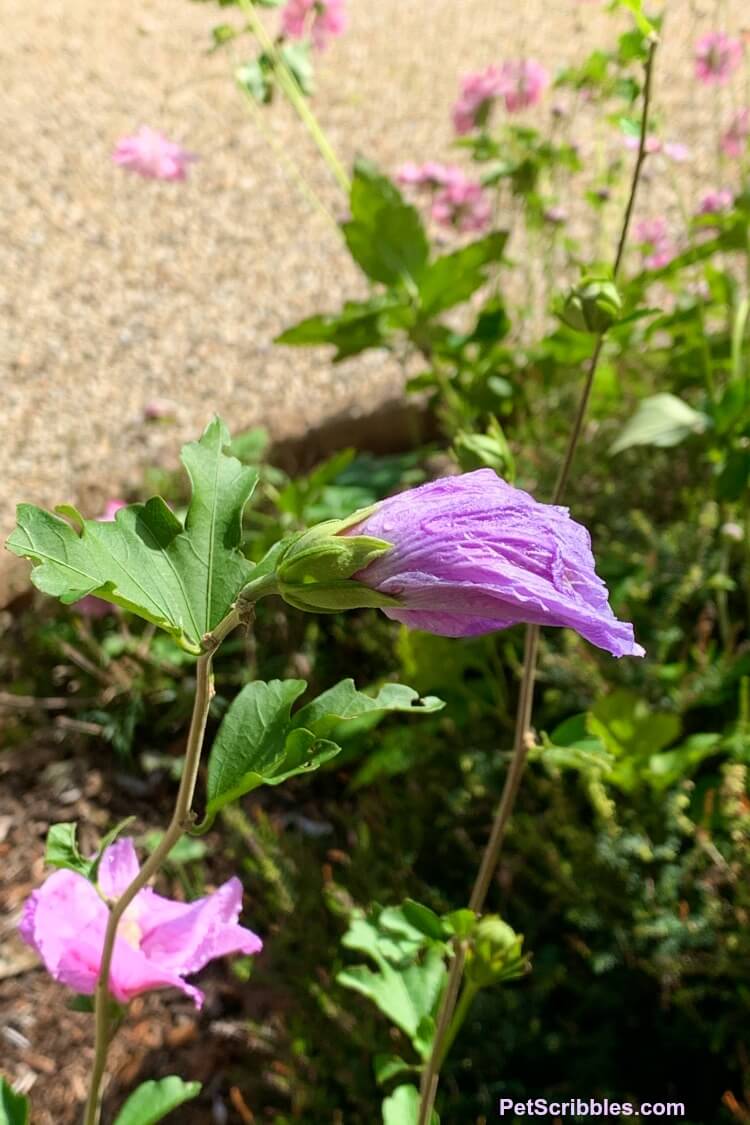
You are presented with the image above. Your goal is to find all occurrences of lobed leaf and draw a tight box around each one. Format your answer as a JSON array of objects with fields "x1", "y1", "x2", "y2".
[{"x1": 7, "y1": 418, "x2": 258, "y2": 651}]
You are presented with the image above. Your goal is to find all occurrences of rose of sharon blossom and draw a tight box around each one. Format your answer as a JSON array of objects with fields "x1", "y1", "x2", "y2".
[
  {"x1": 695, "y1": 32, "x2": 743, "y2": 85},
  {"x1": 76, "y1": 500, "x2": 127, "y2": 618},
  {"x1": 19, "y1": 839, "x2": 262, "y2": 1008},
  {"x1": 281, "y1": 0, "x2": 347, "y2": 50},
  {"x1": 113, "y1": 127, "x2": 197, "y2": 182},
  {"x1": 396, "y1": 162, "x2": 466, "y2": 190},
  {"x1": 624, "y1": 135, "x2": 690, "y2": 162},
  {"x1": 344, "y1": 470, "x2": 644, "y2": 658},
  {"x1": 721, "y1": 108, "x2": 750, "y2": 157},
  {"x1": 499, "y1": 59, "x2": 549, "y2": 113}
]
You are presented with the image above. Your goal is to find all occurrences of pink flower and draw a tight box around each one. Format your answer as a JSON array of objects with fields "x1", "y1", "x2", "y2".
[
  {"x1": 281, "y1": 0, "x2": 347, "y2": 50},
  {"x1": 721, "y1": 108, "x2": 750, "y2": 157},
  {"x1": 452, "y1": 65, "x2": 505, "y2": 134},
  {"x1": 634, "y1": 217, "x2": 677, "y2": 270},
  {"x1": 498, "y1": 58, "x2": 549, "y2": 113},
  {"x1": 698, "y1": 188, "x2": 734, "y2": 214},
  {"x1": 431, "y1": 178, "x2": 492, "y2": 233},
  {"x1": 75, "y1": 501, "x2": 127, "y2": 618},
  {"x1": 695, "y1": 32, "x2": 743, "y2": 85},
  {"x1": 113, "y1": 127, "x2": 197, "y2": 182},
  {"x1": 623, "y1": 135, "x2": 690, "y2": 161},
  {"x1": 19, "y1": 839, "x2": 262, "y2": 1009},
  {"x1": 396, "y1": 162, "x2": 466, "y2": 190}
]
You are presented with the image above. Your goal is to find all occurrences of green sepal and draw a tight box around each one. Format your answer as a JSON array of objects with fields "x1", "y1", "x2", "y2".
[{"x1": 279, "y1": 579, "x2": 400, "y2": 613}]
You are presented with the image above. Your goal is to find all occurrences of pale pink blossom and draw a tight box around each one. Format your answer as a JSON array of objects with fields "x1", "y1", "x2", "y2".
[
  {"x1": 634, "y1": 217, "x2": 677, "y2": 270},
  {"x1": 543, "y1": 205, "x2": 568, "y2": 225},
  {"x1": 624, "y1": 135, "x2": 690, "y2": 161},
  {"x1": 19, "y1": 839, "x2": 262, "y2": 1008},
  {"x1": 431, "y1": 179, "x2": 492, "y2": 233},
  {"x1": 499, "y1": 58, "x2": 549, "y2": 113},
  {"x1": 75, "y1": 501, "x2": 127, "y2": 618},
  {"x1": 280, "y1": 0, "x2": 347, "y2": 50},
  {"x1": 698, "y1": 188, "x2": 734, "y2": 214},
  {"x1": 452, "y1": 65, "x2": 505, "y2": 134},
  {"x1": 396, "y1": 162, "x2": 466, "y2": 190},
  {"x1": 113, "y1": 127, "x2": 197, "y2": 182},
  {"x1": 694, "y1": 32, "x2": 743, "y2": 85},
  {"x1": 721, "y1": 108, "x2": 750, "y2": 157}
]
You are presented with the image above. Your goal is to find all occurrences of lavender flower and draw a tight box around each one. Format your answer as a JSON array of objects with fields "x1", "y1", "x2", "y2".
[{"x1": 344, "y1": 470, "x2": 644, "y2": 658}]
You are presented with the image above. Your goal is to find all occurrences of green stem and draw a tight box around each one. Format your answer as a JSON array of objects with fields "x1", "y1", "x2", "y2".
[
  {"x1": 416, "y1": 35, "x2": 658, "y2": 1125},
  {"x1": 237, "y1": 0, "x2": 351, "y2": 196},
  {"x1": 438, "y1": 978, "x2": 479, "y2": 1069},
  {"x1": 82, "y1": 609, "x2": 240, "y2": 1125}
]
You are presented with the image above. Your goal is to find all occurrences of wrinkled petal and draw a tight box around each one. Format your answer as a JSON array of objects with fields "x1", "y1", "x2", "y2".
[
  {"x1": 138, "y1": 878, "x2": 262, "y2": 975},
  {"x1": 348, "y1": 469, "x2": 644, "y2": 658},
  {"x1": 97, "y1": 838, "x2": 141, "y2": 900},
  {"x1": 19, "y1": 869, "x2": 108, "y2": 994}
]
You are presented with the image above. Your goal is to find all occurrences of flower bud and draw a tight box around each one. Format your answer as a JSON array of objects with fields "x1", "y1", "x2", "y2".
[
  {"x1": 464, "y1": 916, "x2": 528, "y2": 989},
  {"x1": 560, "y1": 276, "x2": 622, "y2": 334}
]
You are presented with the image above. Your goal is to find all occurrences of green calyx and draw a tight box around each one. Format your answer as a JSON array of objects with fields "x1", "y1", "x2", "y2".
[
  {"x1": 240, "y1": 505, "x2": 398, "y2": 615},
  {"x1": 560, "y1": 275, "x2": 622, "y2": 334}
]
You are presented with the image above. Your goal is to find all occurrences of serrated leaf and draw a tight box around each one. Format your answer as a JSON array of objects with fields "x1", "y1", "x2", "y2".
[
  {"x1": 417, "y1": 232, "x2": 508, "y2": 315},
  {"x1": 45, "y1": 822, "x2": 92, "y2": 878},
  {"x1": 7, "y1": 418, "x2": 258, "y2": 651},
  {"x1": 0, "y1": 1078, "x2": 29, "y2": 1125},
  {"x1": 343, "y1": 161, "x2": 429, "y2": 286},
  {"x1": 203, "y1": 678, "x2": 443, "y2": 824},
  {"x1": 382, "y1": 1084, "x2": 439, "y2": 1125},
  {"x1": 610, "y1": 393, "x2": 709, "y2": 454},
  {"x1": 113, "y1": 1076, "x2": 202, "y2": 1125}
]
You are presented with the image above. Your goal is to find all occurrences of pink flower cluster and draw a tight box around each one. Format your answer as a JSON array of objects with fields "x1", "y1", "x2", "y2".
[
  {"x1": 694, "y1": 31, "x2": 743, "y2": 85},
  {"x1": 698, "y1": 189, "x2": 734, "y2": 215},
  {"x1": 452, "y1": 59, "x2": 549, "y2": 134},
  {"x1": 113, "y1": 127, "x2": 196, "y2": 182},
  {"x1": 624, "y1": 134, "x2": 690, "y2": 162},
  {"x1": 19, "y1": 838, "x2": 262, "y2": 1008},
  {"x1": 281, "y1": 0, "x2": 347, "y2": 50},
  {"x1": 633, "y1": 217, "x2": 677, "y2": 271},
  {"x1": 721, "y1": 108, "x2": 750, "y2": 157},
  {"x1": 396, "y1": 162, "x2": 491, "y2": 233}
]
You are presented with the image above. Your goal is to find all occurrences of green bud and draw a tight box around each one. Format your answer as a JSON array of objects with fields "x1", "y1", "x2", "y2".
[
  {"x1": 560, "y1": 275, "x2": 622, "y2": 334},
  {"x1": 464, "y1": 916, "x2": 528, "y2": 989}
]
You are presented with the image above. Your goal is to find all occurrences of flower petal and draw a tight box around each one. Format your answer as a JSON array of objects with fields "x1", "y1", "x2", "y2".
[{"x1": 97, "y1": 838, "x2": 141, "y2": 900}]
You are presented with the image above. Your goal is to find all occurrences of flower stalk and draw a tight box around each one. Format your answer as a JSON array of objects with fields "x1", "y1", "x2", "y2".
[
  {"x1": 417, "y1": 34, "x2": 658, "y2": 1125},
  {"x1": 83, "y1": 608, "x2": 240, "y2": 1125}
]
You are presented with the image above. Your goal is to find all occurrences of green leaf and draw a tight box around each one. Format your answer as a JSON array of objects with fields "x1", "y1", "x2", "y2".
[
  {"x1": 0, "y1": 1079, "x2": 29, "y2": 1125},
  {"x1": 610, "y1": 393, "x2": 709, "y2": 454},
  {"x1": 45, "y1": 822, "x2": 92, "y2": 878},
  {"x1": 293, "y1": 679, "x2": 444, "y2": 738},
  {"x1": 280, "y1": 41, "x2": 314, "y2": 96},
  {"x1": 337, "y1": 913, "x2": 447, "y2": 1058},
  {"x1": 113, "y1": 1077, "x2": 202, "y2": 1125},
  {"x1": 611, "y1": 0, "x2": 656, "y2": 37},
  {"x1": 7, "y1": 418, "x2": 258, "y2": 651},
  {"x1": 417, "y1": 232, "x2": 508, "y2": 315},
  {"x1": 587, "y1": 691, "x2": 681, "y2": 791},
  {"x1": 275, "y1": 297, "x2": 403, "y2": 361},
  {"x1": 203, "y1": 678, "x2": 443, "y2": 825},
  {"x1": 374, "y1": 1055, "x2": 417, "y2": 1086},
  {"x1": 236, "y1": 58, "x2": 271, "y2": 103},
  {"x1": 382, "y1": 1085, "x2": 439, "y2": 1125},
  {"x1": 343, "y1": 160, "x2": 429, "y2": 286}
]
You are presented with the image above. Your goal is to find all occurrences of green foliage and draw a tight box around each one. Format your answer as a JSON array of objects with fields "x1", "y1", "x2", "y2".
[
  {"x1": 0, "y1": 1080, "x2": 29, "y2": 1125},
  {"x1": 202, "y1": 679, "x2": 443, "y2": 825},
  {"x1": 44, "y1": 818, "x2": 135, "y2": 881},
  {"x1": 343, "y1": 160, "x2": 429, "y2": 287},
  {"x1": 611, "y1": 392, "x2": 710, "y2": 454},
  {"x1": 112, "y1": 1077, "x2": 202, "y2": 1125},
  {"x1": 7, "y1": 418, "x2": 258, "y2": 652},
  {"x1": 382, "y1": 1084, "x2": 439, "y2": 1125}
]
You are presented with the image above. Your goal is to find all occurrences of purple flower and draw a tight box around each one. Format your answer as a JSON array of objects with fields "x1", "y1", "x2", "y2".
[
  {"x1": 698, "y1": 188, "x2": 734, "y2": 215},
  {"x1": 498, "y1": 58, "x2": 549, "y2": 113},
  {"x1": 113, "y1": 127, "x2": 197, "y2": 182},
  {"x1": 19, "y1": 839, "x2": 262, "y2": 1008},
  {"x1": 344, "y1": 470, "x2": 644, "y2": 658},
  {"x1": 452, "y1": 65, "x2": 505, "y2": 134},
  {"x1": 721, "y1": 108, "x2": 749, "y2": 157},
  {"x1": 281, "y1": 0, "x2": 347, "y2": 50}
]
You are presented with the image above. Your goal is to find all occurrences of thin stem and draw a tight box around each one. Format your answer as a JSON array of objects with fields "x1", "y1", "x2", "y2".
[
  {"x1": 83, "y1": 610, "x2": 239, "y2": 1125},
  {"x1": 237, "y1": 0, "x2": 351, "y2": 196},
  {"x1": 417, "y1": 36, "x2": 658, "y2": 1125}
]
